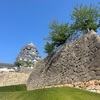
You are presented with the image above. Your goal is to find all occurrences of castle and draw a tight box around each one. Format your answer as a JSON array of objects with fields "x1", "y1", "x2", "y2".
[
  {"x1": 0, "y1": 43, "x2": 41, "y2": 71},
  {"x1": 16, "y1": 43, "x2": 41, "y2": 65}
]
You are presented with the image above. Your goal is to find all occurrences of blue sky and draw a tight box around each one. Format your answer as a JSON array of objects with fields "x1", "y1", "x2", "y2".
[{"x1": 0, "y1": 0, "x2": 100, "y2": 63}]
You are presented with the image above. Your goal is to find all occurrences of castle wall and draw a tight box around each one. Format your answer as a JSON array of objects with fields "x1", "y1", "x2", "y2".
[
  {"x1": 27, "y1": 30, "x2": 100, "y2": 90},
  {"x1": 17, "y1": 67, "x2": 33, "y2": 74},
  {"x1": 0, "y1": 72, "x2": 29, "y2": 87}
]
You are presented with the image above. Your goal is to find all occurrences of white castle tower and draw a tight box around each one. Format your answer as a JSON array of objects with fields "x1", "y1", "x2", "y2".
[{"x1": 16, "y1": 43, "x2": 41, "y2": 64}]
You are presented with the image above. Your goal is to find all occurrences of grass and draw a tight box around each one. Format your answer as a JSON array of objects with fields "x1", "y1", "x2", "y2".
[
  {"x1": 0, "y1": 85, "x2": 100, "y2": 100},
  {"x1": 0, "y1": 84, "x2": 27, "y2": 92}
]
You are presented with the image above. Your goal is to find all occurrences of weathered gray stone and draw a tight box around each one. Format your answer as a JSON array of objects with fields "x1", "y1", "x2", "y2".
[
  {"x1": 27, "y1": 30, "x2": 100, "y2": 90},
  {"x1": 95, "y1": 71, "x2": 100, "y2": 76}
]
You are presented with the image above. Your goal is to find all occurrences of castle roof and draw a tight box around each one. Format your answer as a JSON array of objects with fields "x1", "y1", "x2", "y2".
[
  {"x1": 0, "y1": 63, "x2": 16, "y2": 68},
  {"x1": 27, "y1": 43, "x2": 35, "y2": 47}
]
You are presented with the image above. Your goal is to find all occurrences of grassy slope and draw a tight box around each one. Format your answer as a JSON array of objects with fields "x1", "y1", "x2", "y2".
[
  {"x1": 0, "y1": 86, "x2": 100, "y2": 100},
  {"x1": 0, "y1": 84, "x2": 27, "y2": 92}
]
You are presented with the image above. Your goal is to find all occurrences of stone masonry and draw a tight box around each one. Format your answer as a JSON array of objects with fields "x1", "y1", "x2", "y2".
[
  {"x1": 27, "y1": 30, "x2": 100, "y2": 90},
  {"x1": 0, "y1": 72, "x2": 29, "y2": 87}
]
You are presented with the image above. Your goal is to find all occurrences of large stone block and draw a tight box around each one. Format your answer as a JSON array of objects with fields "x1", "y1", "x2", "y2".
[{"x1": 95, "y1": 71, "x2": 100, "y2": 76}]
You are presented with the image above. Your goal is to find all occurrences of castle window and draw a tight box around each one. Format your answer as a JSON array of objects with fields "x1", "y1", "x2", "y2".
[
  {"x1": 26, "y1": 47, "x2": 31, "y2": 50},
  {"x1": 20, "y1": 58, "x2": 22, "y2": 60},
  {"x1": 24, "y1": 59, "x2": 27, "y2": 61}
]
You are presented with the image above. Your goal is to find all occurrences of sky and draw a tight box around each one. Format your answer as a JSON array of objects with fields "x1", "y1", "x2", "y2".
[{"x1": 0, "y1": 0, "x2": 100, "y2": 63}]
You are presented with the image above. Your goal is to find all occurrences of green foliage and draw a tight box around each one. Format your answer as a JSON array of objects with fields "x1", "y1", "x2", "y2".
[
  {"x1": 23, "y1": 61, "x2": 33, "y2": 67},
  {"x1": 0, "y1": 86, "x2": 100, "y2": 100},
  {"x1": 48, "y1": 20, "x2": 71, "y2": 47},
  {"x1": 14, "y1": 61, "x2": 22, "y2": 67},
  {"x1": 0, "y1": 84, "x2": 27, "y2": 92},
  {"x1": 14, "y1": 61, "x2": 33, "y2": 67},
  {"x1": 44, "y1": 20, "x2": 71, "y2": 54},
  {"x1": 44, "y1": 42, "x2": 55, "y2": 54},
  {"x1": 71, "y1": 3, "x2": 100, "y2": 33},
  {"x1": 44, "y1": 3, "x2": 100, "y2": 54}
]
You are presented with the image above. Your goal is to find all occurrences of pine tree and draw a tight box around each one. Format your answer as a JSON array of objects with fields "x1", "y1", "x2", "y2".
[
  {"x1": 44, "y1": 42, "x2": 55, "y2": 54},
  {"x1": 71, "y1": 4, "x2": 100, "y2": 33}
]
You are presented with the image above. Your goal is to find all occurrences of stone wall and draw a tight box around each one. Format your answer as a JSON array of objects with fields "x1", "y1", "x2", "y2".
[
  {"x1": 17, "y1": 67, "x2": 33, "y2": 74},
  {"x1": 27, "y1": 30, "x2": 100, "y2": 90},
  {"x1": 0, "y1": 72, "x2": 29, "y2": 87},
  {"x1": 37, "y1": 80, "x2": 100, "y2": 93}
]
